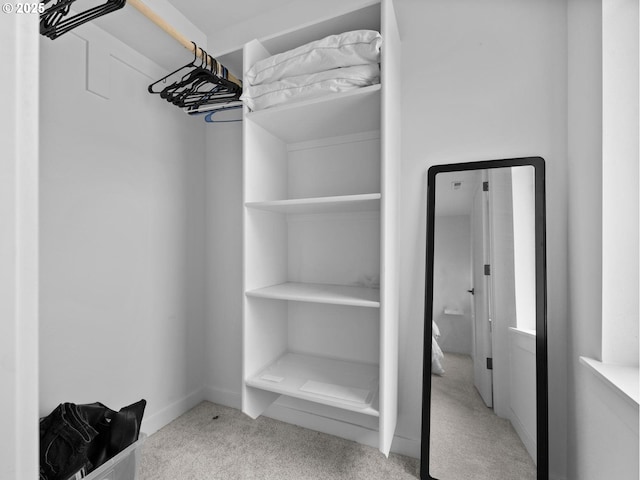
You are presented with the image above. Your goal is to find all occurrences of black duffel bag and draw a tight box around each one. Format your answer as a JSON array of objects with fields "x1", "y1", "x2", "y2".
[{"x1": 39, "y1": 399, "x2": 146, "y2": 480}]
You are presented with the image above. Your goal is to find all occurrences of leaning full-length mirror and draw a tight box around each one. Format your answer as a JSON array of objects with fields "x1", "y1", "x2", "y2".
[{"x1": 421, "y1": 158, "x2": 547, "y2": 480}]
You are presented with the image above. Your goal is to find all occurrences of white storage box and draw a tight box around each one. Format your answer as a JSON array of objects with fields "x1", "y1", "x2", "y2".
[{"x1": 82, "y1": 433, "x2": 146, "y2": 480}]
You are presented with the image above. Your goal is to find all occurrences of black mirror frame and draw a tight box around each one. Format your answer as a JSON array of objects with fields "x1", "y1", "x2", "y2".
[{"x1": 420, "y1": 157, "x2": 548, "y2": 480}]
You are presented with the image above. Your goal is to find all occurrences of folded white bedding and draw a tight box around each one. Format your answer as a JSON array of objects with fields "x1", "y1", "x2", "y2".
[
  {"x1": 240, "y1": 63, "x2": 380, "y2": 111},
  {"x1": 432, "y1": 337, "x2": 445, "y2": 375},
  {"x1": 432, "y1": 321, "x2": 445, "y2": 375},
  {"x1": 245, "y1": 29, "x2": 382, "y2": 87}
]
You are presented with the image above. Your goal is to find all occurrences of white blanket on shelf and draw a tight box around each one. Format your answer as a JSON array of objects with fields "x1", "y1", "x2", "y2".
[
  {"x1": 240, "y1": 63, "x2": 380, "y2": 111},
  {"x1": 245, "y1": 29, "x2": 382, "y2": 87}
]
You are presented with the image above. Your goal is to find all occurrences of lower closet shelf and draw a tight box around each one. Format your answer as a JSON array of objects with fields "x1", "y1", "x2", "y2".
[
  {"x1": 246, "y1": 282, "x2": 380, "y2": 308},
  {"x1": 246, "y1": 352, "x2": 380, "y2": 416}
]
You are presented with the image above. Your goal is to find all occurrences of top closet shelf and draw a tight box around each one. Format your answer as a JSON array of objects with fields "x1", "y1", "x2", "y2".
[
  {"x1": 245, "y1": 193, "x2": 381, "y2": 215},
  {"x1": 246, "y1": 85, "x2": 381, "y2": 144}
]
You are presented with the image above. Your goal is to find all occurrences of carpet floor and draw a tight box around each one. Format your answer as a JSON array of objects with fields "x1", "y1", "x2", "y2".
[
  {"x1": 428, "y1": 352, "x2": 537, "y2": 480},
  {"x1": 140, "y1": 354, "x2": 536, "y2": 480},
  {"x1": 139, "y1": 401, "x2": 420, "y2": 480}
]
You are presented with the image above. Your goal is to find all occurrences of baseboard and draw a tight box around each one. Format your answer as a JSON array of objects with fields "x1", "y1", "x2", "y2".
[
  {"x1": 509, "y1": 407, "x2": 537, "y2": 465},
  {"x1": 389, "y1": 434, "x2": 421, "y2": 459},
  {"x1": 140, "y1": 388, "x2": 206, "y2": 436},
  {"x1": 203, "y1": 385, "x2": 241, "y2": 409}
]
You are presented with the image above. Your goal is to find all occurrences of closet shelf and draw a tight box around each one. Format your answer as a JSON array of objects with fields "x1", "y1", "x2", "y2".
[
  {"x1": 246, "y1": 84, "x2": 381, "y2": 144},
  {"x1": 246, "y1": 352, "x2": 380, "y2": 416},
  {"x1": 245, "y1": 193, "x2": 381, "y2": 215},
  {"x1": 245, "y1": 282, "x2": 380, "y2": 307}
]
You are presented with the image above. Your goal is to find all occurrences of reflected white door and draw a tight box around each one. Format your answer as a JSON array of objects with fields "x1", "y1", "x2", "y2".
[{"x1": 471, "y1": 180, "x2": 493, "y2": 407}]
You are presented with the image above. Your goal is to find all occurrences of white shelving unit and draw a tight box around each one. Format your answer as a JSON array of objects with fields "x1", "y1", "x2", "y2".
[{"x1": 242, "y1": 0, "x2": 401, "y2": 456}]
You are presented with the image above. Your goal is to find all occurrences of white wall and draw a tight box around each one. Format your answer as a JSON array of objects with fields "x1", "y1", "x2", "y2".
[
  {"x1": 0, "y1": 12, "x2": 39, "y2": 480},
  {"x1": 208, "y1": 0, "x2": 382, "y2": 57},
  {"x1": 204, "y1": 122, "x2": 244, "y2": 406},
  {"x1": 511, "y1": 166, "x2": 537, "y2": 331},
  {"x1": 573, "y1": 364, "x2": 639, "y2": 479},
  {"x1": 601, "y1": 0, "x2": 639, "y2": 366},
  {"x1": 39, "y1": 25, "x2": 208, "y2": 433},
  {"x1": 567, "y1": 0, "x2": 639, "y2": 478},
  {"x1": 508, "y1": 328, "x2": 537, "y2": 463}
]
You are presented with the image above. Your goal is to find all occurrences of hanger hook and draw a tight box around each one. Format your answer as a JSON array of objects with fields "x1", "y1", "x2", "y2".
[
  {"x1": 199, "y1": 47, "x2": 208, "y2": 69},
  {"x1": 190, "y1": 41, "x2": 199, "y2": 66}
]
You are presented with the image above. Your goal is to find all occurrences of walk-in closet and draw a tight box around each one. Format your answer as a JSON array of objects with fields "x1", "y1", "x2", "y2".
[
  {"x1": 5, "y1": 1, "x2": 636, "y2": 479},
  {"x1": 33, "y1": 0, "x2": 402, "y2": 477}
]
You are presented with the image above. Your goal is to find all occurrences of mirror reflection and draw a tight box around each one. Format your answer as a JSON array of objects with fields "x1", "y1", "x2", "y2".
[{"x1": 429, "y1": 166, "x2": 537, "y2": 480}]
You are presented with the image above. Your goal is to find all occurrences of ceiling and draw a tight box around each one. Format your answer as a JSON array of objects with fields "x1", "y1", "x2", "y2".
[
  {"x1": 165, "y1": 0, "x2": 297, "y2": 37},
  {"x1": 435, "y1": 170, "x2": 482, "y2": 217}
]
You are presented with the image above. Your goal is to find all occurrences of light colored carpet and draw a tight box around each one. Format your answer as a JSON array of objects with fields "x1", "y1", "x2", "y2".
[
  {"x1": 140, "y1": 355, "x2": 537, "y2": 480},
  {"x1": 139, "y1": 401, "x2": 420, "y2": 480},
  {"x1": 429, "y1": 352, "x2": 537, "y2": 480}
]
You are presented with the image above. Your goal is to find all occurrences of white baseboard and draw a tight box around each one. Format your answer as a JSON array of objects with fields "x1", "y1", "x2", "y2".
[
  {"x1": 389, "y1": 434, "x2": 421, "y2": 459},
  {"x1": 140, "y1": 388, "x2": 206, "y2": 436},
  {"x1": 509, "y1": 407, "x2": 537, "y2": 465},
  {"x1": 203, "y1": 385, "x2": 241, "y2": 409}
]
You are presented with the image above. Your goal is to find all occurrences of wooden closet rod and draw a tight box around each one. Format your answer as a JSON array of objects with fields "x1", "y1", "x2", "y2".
[{"x1": 127, "y1": 0, "x2": 242, "y2": 87}]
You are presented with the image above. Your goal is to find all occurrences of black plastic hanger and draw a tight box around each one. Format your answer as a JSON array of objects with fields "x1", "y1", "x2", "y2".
[
  {"x1": 40, "y1": 0, "x2": 126, "y2": 39},
  {"x1": 148, "y1": 43, "x2": 242, "y2": 113}
]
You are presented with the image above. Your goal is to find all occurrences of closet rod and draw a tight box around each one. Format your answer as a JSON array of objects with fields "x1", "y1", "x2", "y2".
[{"x1": 126, "y1": 0, "x2": 242, "y2": 87}]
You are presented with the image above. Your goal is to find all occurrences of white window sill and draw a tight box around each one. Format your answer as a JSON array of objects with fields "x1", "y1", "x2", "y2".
[
  {"x1": 579, "y1": 356, "x2": 639, "y2": 408},
  {"x1": 508, "y1": 326, "x2": 536, "y2": 338}
]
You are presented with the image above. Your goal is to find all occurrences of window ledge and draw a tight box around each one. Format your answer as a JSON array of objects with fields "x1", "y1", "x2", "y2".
[
  {"x1": 508, "y1": 326, "x2": 536, "y2": 338},
  {"x1": 580, "y1": 356, "x2": 639, "y2": 408}
]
